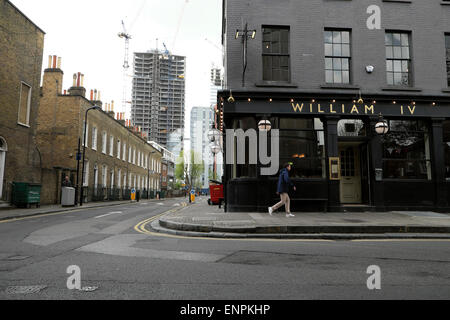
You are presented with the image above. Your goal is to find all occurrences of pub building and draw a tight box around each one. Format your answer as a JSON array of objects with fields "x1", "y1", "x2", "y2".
[{"x1": 217, "y1": 0, "x2": 450, "y2": 213}]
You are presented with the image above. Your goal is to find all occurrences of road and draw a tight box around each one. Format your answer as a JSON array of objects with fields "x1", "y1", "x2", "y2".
[{"x1": 0, "y1": 197, "x2": 449, "y2": 300}]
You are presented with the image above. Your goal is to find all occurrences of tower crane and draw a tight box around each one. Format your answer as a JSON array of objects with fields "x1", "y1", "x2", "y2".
[
  {"x1": 118, "y1": 20, "x2": 132, "y2": 69},
  {"x1": 172, "y1": 0, "x2": 189, "y2": 51},
  {"x1": 118, "y1": 20, "x2": 132, "y2": 117}
]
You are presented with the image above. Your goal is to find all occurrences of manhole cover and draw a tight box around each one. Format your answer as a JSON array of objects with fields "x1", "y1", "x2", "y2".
[{"x1": 5, "y1": 285, "x2": 47, "y2": 295}]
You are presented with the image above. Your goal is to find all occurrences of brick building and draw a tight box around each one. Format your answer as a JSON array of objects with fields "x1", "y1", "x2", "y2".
[
  {"x1": 220, "y1": 0, "x2": 450, "y2": 212},
  {"x1": 37, "y1": 57, "x2": 162, "y2": 204},
  {"x1": 0, "y1": 0, "x2": 45, "y2": 203}
]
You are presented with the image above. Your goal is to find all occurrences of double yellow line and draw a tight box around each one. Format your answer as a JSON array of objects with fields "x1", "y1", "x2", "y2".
[{"x1": 133, "y1": 205, "x2": 335, "y2": 242}]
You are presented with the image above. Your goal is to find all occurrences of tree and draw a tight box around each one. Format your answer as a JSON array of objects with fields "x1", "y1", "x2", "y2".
[{"x1": 175, "y1": 150, "x2": 204, "y2": 191}]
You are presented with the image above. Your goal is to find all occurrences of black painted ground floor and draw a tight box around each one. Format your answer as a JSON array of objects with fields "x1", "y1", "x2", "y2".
[{"x1": 218, "y1": 90, "x2": 450, "y2": 212}]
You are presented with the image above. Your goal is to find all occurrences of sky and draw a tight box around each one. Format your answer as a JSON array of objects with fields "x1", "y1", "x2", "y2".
[{"x1": 10, "y1": 0, "x2": 223, "y2": 147}]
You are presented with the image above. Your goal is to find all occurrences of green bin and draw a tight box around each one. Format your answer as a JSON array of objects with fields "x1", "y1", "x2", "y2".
[
  {"x1": 12, "y1": 182, "x2": 41, "y2": 208},
  {"x1": 160, "y1": 191, "x2": 165, "y2": 199}
]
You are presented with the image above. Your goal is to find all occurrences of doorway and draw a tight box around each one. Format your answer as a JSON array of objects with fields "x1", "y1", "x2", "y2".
[{"x1": 339, "y1": 143, "x2": 365, "y2": 204}]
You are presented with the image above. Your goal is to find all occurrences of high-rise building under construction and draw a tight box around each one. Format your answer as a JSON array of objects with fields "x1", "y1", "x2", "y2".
[{"x1": 131, "y1": 50, "x2": 186, "y2": 154}]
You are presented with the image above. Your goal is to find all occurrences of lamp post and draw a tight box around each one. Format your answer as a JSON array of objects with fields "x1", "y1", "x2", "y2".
[
  {"x1": 79, "y1": 105, "x2": 101, "y2": 206},
  {"x1": 148, "y1": 150, "x2": 156, "y2": 199},
  {"x1": 208, "y1": 128, "x2": 222, "y2": 180},
  {"x1": 235, "y1": 23, "x2": 256, "y2": 87}
]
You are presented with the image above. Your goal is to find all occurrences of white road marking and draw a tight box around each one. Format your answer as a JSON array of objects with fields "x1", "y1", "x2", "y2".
[{"x1": 94, "y1": 212, "x2": 123, "y2": 219}]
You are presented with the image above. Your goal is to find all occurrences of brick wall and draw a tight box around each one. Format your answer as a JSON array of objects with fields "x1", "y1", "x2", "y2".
[
  {"x1": 0, "y1": 0, "x2": 44, "y2": 201},
  {"x1": 37, "y1": 66, "x2": 162, "y2": 204},
  {"x1": 224, "y1": 0, "x2": 450, "y2": 96}
]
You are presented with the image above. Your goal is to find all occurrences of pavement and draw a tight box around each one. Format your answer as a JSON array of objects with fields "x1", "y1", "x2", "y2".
[
  {"x1": 149, "y1": 197, "x2": 450, "y2": 240},
  {"x1": 2, "y1": 196, "x2": 450, "y2": 240},
  {"x1": 0, "y1": 198, "x2": 168, "y2": 222}
]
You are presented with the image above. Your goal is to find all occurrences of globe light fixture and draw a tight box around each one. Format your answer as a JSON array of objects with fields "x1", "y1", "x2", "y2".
[
  {"x1": 375, "y1": 115, "x2": 389, "y2": 135},
  {"x1": 207, "y1": 128, "x2": 221, "y2": 143},
  {"x1": 258, "y1": 119, "x2": 272, "y2": 132},
  {"x1": 210, "y1": 143, "x2": 221, "y2": 155}
]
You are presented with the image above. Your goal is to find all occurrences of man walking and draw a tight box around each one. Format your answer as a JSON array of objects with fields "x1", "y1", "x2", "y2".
[{"x1": 269, "y1": 163, "x2": 296, "y2": 217}]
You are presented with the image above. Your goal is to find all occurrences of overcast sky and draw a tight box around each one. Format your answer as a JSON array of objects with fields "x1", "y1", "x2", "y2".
[{"x1": 10, "y1": 0, "x2": 223, "y2": 144}]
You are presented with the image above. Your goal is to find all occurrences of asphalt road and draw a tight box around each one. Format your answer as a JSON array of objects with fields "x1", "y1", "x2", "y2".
[{"x1": 0, "y1": 197, "x2": 449, "y2": 300}]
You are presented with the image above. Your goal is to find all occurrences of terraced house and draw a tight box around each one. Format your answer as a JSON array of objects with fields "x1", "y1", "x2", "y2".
[
  {"x1": 37, "y1": 57, "x2": 162, "y2": 205},
  {"x1": 219, "y1": 0, "x2": 450, "y2": 212},
  {"x1": 0, "y1": 0, "x2": 44, "y2": 205}
]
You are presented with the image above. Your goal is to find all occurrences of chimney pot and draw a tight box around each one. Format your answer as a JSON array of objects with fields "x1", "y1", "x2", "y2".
[
  {"x1": 48, "y1": 55, "x2": 52, "y2": 69},
  {"x1": 53, "y1": 55, "x2": 57, "y2": 69},
  {"x1": 57, "y1": 57, "x2": 62, "y2": 69},
  {"x1": 80, "y1": 74, "x2": 84, "y2": 87},
  {"x1": 77, "y1": 72, "x2": 81, "y2": 87},
  {"x1": 73, "y1": 74, "x2": 77, "y2": 87}
]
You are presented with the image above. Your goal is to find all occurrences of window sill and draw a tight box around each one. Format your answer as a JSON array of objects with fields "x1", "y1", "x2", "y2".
[
  {"x1": 381, "y1": 86, "x2": 422, "y2": 92},
  {"x1": 441, "y1": 1, "x2": 450, "y2": 5},
  {"x1": 17, "y1": 122, "x2": 30, "y2": 128},
  {"x1": 255, "y1": 81, "x2": 298, "y2": 88},
  {"x1": 320, "y1": 84, "x2": 360, "y2": 90},
  {"x1": 442, "y1": 88, "x2": 450, "y2": 93}
]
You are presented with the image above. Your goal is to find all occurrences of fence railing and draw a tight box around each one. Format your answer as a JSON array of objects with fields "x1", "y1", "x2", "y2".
[{"x1": 79, "y1": 186, "x2": 168, "y2": 203}]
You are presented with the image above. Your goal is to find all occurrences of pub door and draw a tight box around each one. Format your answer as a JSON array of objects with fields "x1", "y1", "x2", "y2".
[{"x1": 339, "y1": 144, "x2": 362, "y2": 204}]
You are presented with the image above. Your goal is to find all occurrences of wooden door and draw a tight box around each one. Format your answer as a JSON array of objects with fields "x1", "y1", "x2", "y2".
[{"x1": 339, "y1": 146, "x2": 362, "y2": 204}]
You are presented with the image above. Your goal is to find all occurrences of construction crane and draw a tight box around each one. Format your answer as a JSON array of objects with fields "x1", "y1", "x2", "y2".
[
  {"x1": 118, "y1": 20, "x2": 132, "y2": 69},
  {"x1": 118, "y1": 20, "x2": 132, "y2": 118},
  {"x1": 172, "y1": 0, "x2": 189, "y2": 51}
]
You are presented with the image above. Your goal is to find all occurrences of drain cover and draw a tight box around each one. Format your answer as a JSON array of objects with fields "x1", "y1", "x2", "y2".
[
  {"x1": 80, "y1": 286, "x2": 98, "y2": 292},
  {"x1": 5, "y1": 285, "x2": 47, "y2": 295}
]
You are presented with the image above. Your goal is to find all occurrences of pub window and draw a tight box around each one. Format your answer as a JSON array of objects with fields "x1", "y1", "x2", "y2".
[
  {"x1": 277, "y1": 118, "x2": 326, "y2": 179},
  {"x1": 262, "y1": 26, "x2": 290, "y2": 82},
  {"x1": 385, "y1": 32, "x2": 411, "y2": 86},
  {"x1": 446, "y1": 34, "x2": 450, "y2": 87},
  {"x1": 324, "y1": 30, "x2": 351, "y2": 84},
  {"x1": 231, "y1": 117, "x2": 257, "y2": 178},
  {"x1": 443, "y1": 121, "x2": 450, "y2": 179},
  {"x1": 382, "y1": 120, "x2": 431, "y2": 180},
  {"x1": 18, "y1": 82, "x2": 32, "y2": 126}
]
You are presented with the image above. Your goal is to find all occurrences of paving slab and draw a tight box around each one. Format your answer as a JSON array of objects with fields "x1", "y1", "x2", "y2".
[{"x1": 152, "y1": 197, "x2": 450, "y2": 239}]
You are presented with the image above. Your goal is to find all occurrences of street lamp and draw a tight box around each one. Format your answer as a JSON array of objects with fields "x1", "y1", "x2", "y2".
[
  {"x1": 148, "y1": 150, "x2": 156, "y2": 198},
  {"x1": 235, "y1": 23, "x2": 256, "y2": 87},
  {"x1": 210, "y1": 143, "x2": 222, "y2": 155},
  {"x1": 80, "y1": 105, "x2": 101, "y2": 206},
  {"x1": 208, "y1": 128, "x2": 222, "y2": 143},
  {"x1": 375, "y1": 114, "x2": 389, "y2": 135}
]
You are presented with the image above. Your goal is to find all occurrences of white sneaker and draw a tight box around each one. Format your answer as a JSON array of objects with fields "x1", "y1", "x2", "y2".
[
  {"x1": 286, "y1": 213, "x2": 295, "y2": 218},
  {"x1": 268, "y1": 207, "x2": 273, "y2": 216}
]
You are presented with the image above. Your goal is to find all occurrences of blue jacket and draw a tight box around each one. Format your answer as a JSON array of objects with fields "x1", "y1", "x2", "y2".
[{"x1": 277, "y1": 168, "x2": 294, "y2": 194}]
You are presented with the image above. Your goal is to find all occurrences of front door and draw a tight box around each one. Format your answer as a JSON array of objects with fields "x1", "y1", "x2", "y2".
[{"x1": 339, "y1": 145, "x2": 362, "y2": 204}]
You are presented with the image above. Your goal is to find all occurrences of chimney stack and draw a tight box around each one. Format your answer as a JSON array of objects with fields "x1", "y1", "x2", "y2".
[
  {"x1": 43, "y1": 55, "x2": 63, "y2": 95},
  {"x1": 68, "y1": 71, "x2": 86, "y2": 97},
  {"x1": 107, "y1": 100, "x2": 115, "y2": 118}
]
